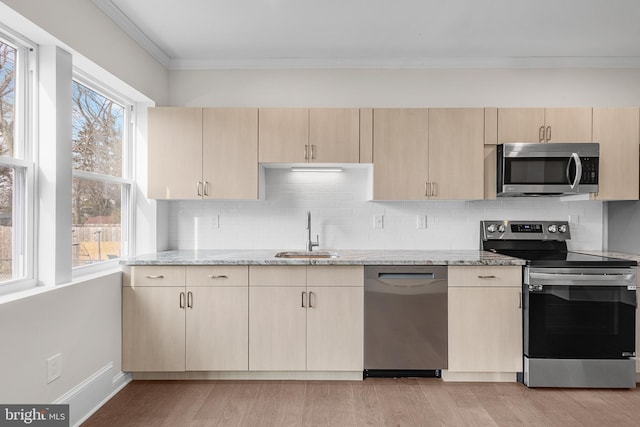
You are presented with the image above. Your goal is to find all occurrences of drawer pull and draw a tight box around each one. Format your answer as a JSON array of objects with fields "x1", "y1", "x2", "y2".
[
  {"x1": 179, "y1": 292, "x2": 185, "y2": 309},
  {"x1": 478, "y1": 275, "x2": 496, "y2": 279},
  {"x1": 208, "y1": 274, "x2": 229, "y2": 279},
  {"x1": 145, "y1": 275, "x2": 165, "y2": 279}
]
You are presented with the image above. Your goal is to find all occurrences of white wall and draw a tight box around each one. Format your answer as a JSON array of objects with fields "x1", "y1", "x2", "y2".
[
  {"x1": 169, "y1": 168, "x2": 604, "y2": 251},
  {"x1": 1, "y1": 0, "x2": 170, "y2": 105},
  {"x1": 0, "y1": 273, "x2": 124, "y2": 426}
]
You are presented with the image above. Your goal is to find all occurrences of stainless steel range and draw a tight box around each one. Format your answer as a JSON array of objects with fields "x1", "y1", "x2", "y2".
[{"x1": 481, "y1": 220, "x2": 637, "y2": 388}]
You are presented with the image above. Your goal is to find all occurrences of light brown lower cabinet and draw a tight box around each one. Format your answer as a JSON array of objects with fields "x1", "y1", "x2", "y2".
[
  {"x1": 447, "y1": 266, "x2": 523, "y2": 374},
  {"x1": 248, "y1": 265, "x2": 364, "y2": 372},
  {"x1": 122, "y1": 266, "x2": 249, "y2": 372}
]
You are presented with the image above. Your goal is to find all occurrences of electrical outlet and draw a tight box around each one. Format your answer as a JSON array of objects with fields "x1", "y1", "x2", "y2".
[
  {"x1": 373, "y1": 214, "x2": 384, "y2": 229},
  {"x1": 47, "y1": 353, "x2": 61, "y2": 383},
  {"x1": 417, "y1": 215, "x2": 427, "y2": 229}
]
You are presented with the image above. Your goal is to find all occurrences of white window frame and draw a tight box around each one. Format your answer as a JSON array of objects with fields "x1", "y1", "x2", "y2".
[
  {"x1": 71, "y1": 72, "x2": 135, "y2": 277},
  {"x1": 0, "y1": 29, "x2": 36, "y2": 294}
]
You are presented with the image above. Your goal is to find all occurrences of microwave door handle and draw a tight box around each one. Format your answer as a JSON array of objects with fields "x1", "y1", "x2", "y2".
[{"x1": 566, "y1": 152, "x2": 582, "y2": 190}]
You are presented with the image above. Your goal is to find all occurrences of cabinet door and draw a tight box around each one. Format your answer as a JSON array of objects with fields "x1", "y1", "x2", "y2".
[
  {"x1": 592, "y1": 108, "x2": 639, "y2": 200},
  {"x1": 148, "y1": 107, "x2": 203, "y2": 199},
  {"x1": 203, "y1": 108, "x2": 258, "y2": 199},
  {"x1": 544, "y1": 108, "x2": 592, "y2": 143},
  {"x1": 186, "y1": 286, "x2": 249, "y2": 371},
  {"x1": 122, "y1": 287, "x2": 186, "y2": 371},
  {"x1": 258, "y1": 108, "x2": 309, "y2": 163},
  {"x1": 497, "y1": 108, "x2": 545, "y2": 143},
  {"x1": 448, "y1": 286, "x2": 522, "y2": 372},
  {"x1": 306, "y1": 287, "x2": 363, "y2": 371},
  {"x1": 373, "y1": 109, "x2": 429, "y2": 200},
  {"x1": 428, "y1": 108, "x2": 485, "y2": 200},
  {"x1": 309, "y1": 108, "x2": 360, "y2": 163},
  {"x1": 249, "y1": 287, "x2": 307, "y2": 371}
]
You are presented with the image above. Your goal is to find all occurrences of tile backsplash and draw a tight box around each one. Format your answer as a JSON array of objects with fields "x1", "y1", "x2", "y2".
[{"x1": 168, "y1": 167, "x2": 604, "y2": 251}]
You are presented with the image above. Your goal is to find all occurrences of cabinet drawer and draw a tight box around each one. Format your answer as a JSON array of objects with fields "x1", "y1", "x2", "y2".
[
  {"x1": 449, "y1": 266, "x2": 521, "y2": 287},
  {"x1": 124, "y1": 266, "x2": 186, "y2": 287},
  {"x1": 307, "y1": 266, "x2": 364, "y2": 287},
  {"x1": 249, "y1": 266, "x2": 307, "y2": 286},
  {"x1": 186, "y1": 265, "x2": 248, "y2": 286}
]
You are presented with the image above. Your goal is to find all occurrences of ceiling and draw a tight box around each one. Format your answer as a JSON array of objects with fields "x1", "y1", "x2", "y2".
[{"x1": 93, "y1": 0, "x2": 640, "y2": 70}]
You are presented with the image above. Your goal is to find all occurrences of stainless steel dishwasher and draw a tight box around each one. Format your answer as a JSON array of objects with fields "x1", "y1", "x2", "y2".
[{"x1": 364, "y1": 265, "x2": 448, "y2": 378}]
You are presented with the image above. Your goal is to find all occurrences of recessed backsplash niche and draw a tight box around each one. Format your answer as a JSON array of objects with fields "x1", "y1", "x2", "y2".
[{"x1": 167, "y1": 167, "x2": 604, "y2": 251}]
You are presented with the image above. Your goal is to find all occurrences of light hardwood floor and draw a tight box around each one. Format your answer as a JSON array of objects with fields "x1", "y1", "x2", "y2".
[{"x1": 83, "y1": 379, "x2": 640, "y2": 426}]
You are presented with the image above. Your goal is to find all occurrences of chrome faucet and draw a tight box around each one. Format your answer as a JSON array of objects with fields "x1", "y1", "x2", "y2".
[{"x1": 306, "y1": 211, "x2": 319, "y2": 251}]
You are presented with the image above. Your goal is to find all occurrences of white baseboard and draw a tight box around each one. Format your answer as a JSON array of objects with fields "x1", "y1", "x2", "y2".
[
  {"x1": 442, "y1": 371, "x2": 517, "y2": 382},
  {"x1": 53, "y1": 362, "x2": 132, "y2": 427}
]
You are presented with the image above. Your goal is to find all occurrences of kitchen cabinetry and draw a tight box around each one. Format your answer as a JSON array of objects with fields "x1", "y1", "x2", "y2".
[
  {"x1": 258, "y1": 108, "x2": 360, "y2": 163},
  {"x1": 496, "y1": 108, "x2": 592, "y2": 144},
  {"x1": 122, "y1": 266, "x2": 249, "y2": 372},
  {"x1": 592, "y1": 108, "x2": 639, "y2": 200},
  {"x1": 373, "y1": 108, "x2": 484, "y2": 200},
  {"x1": 148, "y1": 107, "x2": 258, "y2": 200},
  {"x1": 447, "y1": 266, "x2": 522, "y2": 377},
  {"x1": 248, "y1": 265, "x2": 363, "y2": 371}
]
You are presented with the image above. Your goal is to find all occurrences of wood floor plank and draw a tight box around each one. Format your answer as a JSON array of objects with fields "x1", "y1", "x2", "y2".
[{"x1": 84, "y1": 379, "x2": 640, "y2": 427}]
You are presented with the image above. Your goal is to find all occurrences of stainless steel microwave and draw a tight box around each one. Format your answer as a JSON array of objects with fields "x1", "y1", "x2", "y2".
[{"x1": 497, "y1": 143, "x2": 599, "y2": 196}]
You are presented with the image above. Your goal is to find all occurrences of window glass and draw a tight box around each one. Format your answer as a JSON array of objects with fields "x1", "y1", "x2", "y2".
[
  {"x1": 0, "y1": 41, "x2": 16, "y2": 157},
  {"x1": 71, "y1": 80, "x2": 130, "y2": 268}
]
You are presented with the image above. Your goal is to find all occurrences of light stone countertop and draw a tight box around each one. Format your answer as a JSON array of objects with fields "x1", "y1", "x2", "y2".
[{"x1": 120, "y1": 249, "x2": 526, "y2": 266}]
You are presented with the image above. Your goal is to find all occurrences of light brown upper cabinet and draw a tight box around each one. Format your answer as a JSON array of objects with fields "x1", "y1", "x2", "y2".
[
  {"x1": 148, "y1": 107, "x2": 258, "y2": 200},
  {"x1": 258, "y1": 108, "x2": 361, "y2": 163},
  {"x1": 592, "y1": 108, "x2": 640, "y2": 200},
  {"x1": 148, "y1": 107, "x2": 203, "y2": 200},
  {"x1": 496, "y1": 108, "x2": 592, "y2": 144},
  {"x1": 373, "y1": 108, "x2": 484, "y2": 200}
]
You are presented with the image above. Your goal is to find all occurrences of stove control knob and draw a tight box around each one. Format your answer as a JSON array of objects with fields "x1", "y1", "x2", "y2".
[
  {"x1": 487, "y1": 224, "x2": 497, "y2": 233},
  {"x1": 558, "y1": 224, "x2": 568, "y2": 233},
  {"x1": 497, "y1": 224, "x2": 505, "y2": 233},
  {"x1": 548, "y1": 224, "x2": 558, "y2": 233}
]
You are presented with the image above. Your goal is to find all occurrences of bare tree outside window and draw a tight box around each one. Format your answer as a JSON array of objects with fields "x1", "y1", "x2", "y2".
[
  {"x1": 72, "y1": 81, "x2": 126, "y2": 266},
  {"x1": 0, "y1": 41, "x2": 16, "y2": 280}
]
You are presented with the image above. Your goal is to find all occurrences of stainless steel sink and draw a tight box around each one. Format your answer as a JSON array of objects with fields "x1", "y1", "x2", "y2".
[{"x1": 275, "y1": 251, "x2": 340, "y2": 259}]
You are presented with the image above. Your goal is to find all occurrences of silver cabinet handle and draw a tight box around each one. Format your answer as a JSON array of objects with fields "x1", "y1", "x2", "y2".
[
  {"x1": 187, "y1": 291, "x2": 193, "y2": 309},
  {"x1": 545, "y1": 126, "x2": 551, "y2": 142},
  {"x1": 309, "y1": 291, "x2": 315, "y2": 308},
  {"x1": 304, "y1": 144, "x2": 309, "y2": 160},
  {"x1": 301, "y1": 291, "x2": 307, "y2": 308},
  {"x1": 145, "y1": 275, "x2": 164, "y2": 279},
  {"x1": 538, "y1": 126, "x2": 545, "y2": 142},
  {"x1": 518, "y1": 291, "x2": 522, "y2": 309},
  {"x1": 424, "y1": 181, "x2": 429, "y2": 197},
  {"x1": 179, "y1": 292, "x2": 185, "y2": 309},
  {"x1": 478, "y1": 275, "x2": 496, "y2": 279},
  {"x1": 310, "y1": 144, "x2": 316, "y2": 160},
  {"x1": 431, "y1": 182, "x2": 436, "y2": 197},
  {"x1": 208, "y1": 274, "x2": 229, "y2": 279},
  {"x1": 203, "y1": 181, "x2": 209, "y2": 197},
  {"x1": 197, "y1": 181, "x2": 203, "y2": 196}
]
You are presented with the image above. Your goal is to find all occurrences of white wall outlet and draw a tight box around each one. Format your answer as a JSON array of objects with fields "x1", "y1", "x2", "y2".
[
  {"x1": 569, "y1": 215, "x2": 580, "y2": 227},
  {"x1": 417, "y1": 215, "x2": 427, "y2": 229},
  {"x1": 373, "y1": 214, "x2": 384, "y2": 229},
  {"x1": 47, "y1": 353, "x2": 61, "y2": 383}
]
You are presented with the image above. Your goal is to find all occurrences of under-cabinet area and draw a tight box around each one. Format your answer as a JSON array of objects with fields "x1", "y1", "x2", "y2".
[{"x1": 121, "y1": 259, "x2": 526, "y2": 382}]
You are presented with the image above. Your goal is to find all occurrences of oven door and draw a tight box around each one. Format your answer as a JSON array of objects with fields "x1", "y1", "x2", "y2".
[{"x1": 523, "y1": 267, "x2": 636, "y2": 359}]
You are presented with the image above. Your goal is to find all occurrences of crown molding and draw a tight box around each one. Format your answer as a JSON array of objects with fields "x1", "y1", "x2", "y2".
[
  {"x1": 91, "y1": 0, "x2": 170, "y2": 69},
  {"x1": 168, "y1": 55, "x2": 640, "y2": 70}
]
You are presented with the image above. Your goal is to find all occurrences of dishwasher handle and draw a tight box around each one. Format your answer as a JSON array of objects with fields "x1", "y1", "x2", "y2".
[{"x1": 378, "y1": 273, "x2": 437, "y2": 280}]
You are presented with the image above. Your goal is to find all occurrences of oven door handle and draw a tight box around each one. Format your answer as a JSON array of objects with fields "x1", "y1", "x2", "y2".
[{"x1": 529, "y1": 272, "x2": 635, "y2": 282}]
